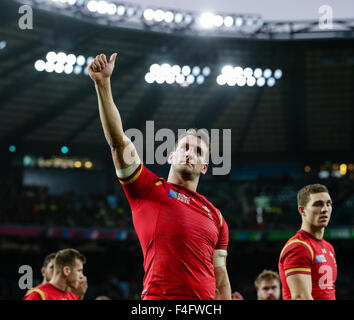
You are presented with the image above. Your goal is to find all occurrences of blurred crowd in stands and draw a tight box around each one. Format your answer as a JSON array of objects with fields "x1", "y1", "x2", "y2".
[{"x1": 1, "y1": 172, "x2": 353, "y2": 230}]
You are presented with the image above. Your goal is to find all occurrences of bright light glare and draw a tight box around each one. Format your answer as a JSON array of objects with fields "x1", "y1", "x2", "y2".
[
  {"x1": 199, "y1": 12, "x2": 214, "y2": 29},
  {"x1": 34, "y1": 60, "x2": 46, "y2": 72},
  {"x1": 182, "y1": 65, "x2": 191, "y2": 76},
  {"x1": 274, "y1": 69, "x2": 283, "y2": 79},
  {"x1": 224, "y1": 16, "x2": 233, "y2": 27},
  {"x1": 145, "y1": 73, "x2": 155, "y2": 83}
]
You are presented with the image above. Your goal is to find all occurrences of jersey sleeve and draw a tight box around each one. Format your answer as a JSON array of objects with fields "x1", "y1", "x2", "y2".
[
  {"x1": 215, "y1": 212, "x2": 229, "y2": 250},
  {"x1": 117, "y1": 163, "x2": 159, "y2": 204},
  {"x1": 280, "y1": 242, "x2": 313, "y2": 277},
  {"x1": 23, "y1": 291, "x2": 42, "y2": 300}
]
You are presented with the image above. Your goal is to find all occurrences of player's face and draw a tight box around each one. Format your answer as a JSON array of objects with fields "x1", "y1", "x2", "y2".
[
  {"x1": 302, "y1": 192, "x2": 332, "y2": 228},
  {"x1": 257, "y1": 279, "x2": 281, "y2": 300},
  {"x1": 170, "y1": 135, "x2": 208, "y2": 178},
  {"x1": 67, "y1": 258, "x2": 84, "y2": 290},
  {"x1": 44, "y1": 259, "x2": 55, "y2": 282}
]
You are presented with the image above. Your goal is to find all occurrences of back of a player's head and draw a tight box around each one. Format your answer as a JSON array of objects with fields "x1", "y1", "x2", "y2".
[
  {"x1": 54, "y1": 248, "x2": 86, "y2": 274},
  {"x1": 42, "y1": 252, "x2": 56, "y2": 268},
  {"x1": 297, "y1": 184, "x2": 329, "y2": 207},
  {"x1": 254, "y1": 270, "x2": 280, "y2": 289}
]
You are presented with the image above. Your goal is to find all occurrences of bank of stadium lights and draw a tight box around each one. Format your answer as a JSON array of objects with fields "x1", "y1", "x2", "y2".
[
  {"x1": 216, "y1": 65, "x2": 282, "y2": 87},
  {"x1": 197, "y1": 12, "x2": 263, "y2": 30},
  {"x1": 142, "y1": 8, "x2": 193, "y2": 29},
  {"x1": 145, "y1": 63, "x2": 210, "y2": 87},
  {"x1": 22, "y1": 155, "x2": 95, "y2": 170},
  {"x1": 34, "y1": 51, "x2": 94, "y2": 76}
]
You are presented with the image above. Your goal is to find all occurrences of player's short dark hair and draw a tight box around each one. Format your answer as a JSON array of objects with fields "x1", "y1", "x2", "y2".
[
  {"x1": 254, "y1": 270, "x2": 280, "y2": 289},
  {"x1": 95, "y1": 296, "x2": 111, "y2": 300},
  {"x1": 54, "y1": 248, "x2": 86, "y2": 272},
  {"x1": 297, "y1": 184, "x2": 329, "y2": 207},
  {"x1": 42, "y1": 252, "x2": 56, "y2": 268},
  {"x1": 175, "y1": 128, "x2": 210, "y2": 152}
]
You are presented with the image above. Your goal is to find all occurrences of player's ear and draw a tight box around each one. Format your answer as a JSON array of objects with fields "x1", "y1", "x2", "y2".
[
  {"x1": 41, "y1": 267, "x2": 45, "y2": 277},
  {"x1": 298, "y1": 205, "x2": 305, "y2": 216},
  {"x1": 63, "y1": 266, "x2": 71, "y2": 276}
]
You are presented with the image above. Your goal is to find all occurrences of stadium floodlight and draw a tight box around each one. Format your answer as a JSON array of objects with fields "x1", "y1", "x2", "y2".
[
  {"x1": 237, "y1": 76, "x2": 246, "y2": 86},
  {"x1": 145, "y1": 72, "x2": 155, "y2": 83},
  {"x1": 74, "y1": 65, "x2": 82, "y2": 74},
  {"x1": 34, "y1": 60, "x2": 46, "y2": 72},
  {"x1": 155, "y1": 73, "x2": 165, "y2": 84},
  {"x1": 263, "y1": 68, "x2": 272, "y2": 78},
  {"x1": 182, "y1": 65, "x2": 191, "y2": 76},
  {"x1": 253, "y1": 68, "x2": 262, "y2": 78},
  {"x1": 256, "y1": 77, "x2": 265, "y2": 87},
  {"x1": 166, "y1": 73, "x2": 175, "y2": 84},
  {"x1": 235, "y1": 17, "x2": 243, "y2": 26},
  {"x1": 66, "y1": 54, "x2": 76, "y2": 65},
  {"x1": 56, "y1": 52, "x2": 67, "y2": 65},
  {"x1": 216, "y1": 75, "x2": 226, "y2": 86},
  {"x1": 154, "y1": 9, "x2": 165, "y2": 22},
  {"x1": 224, "y1": 16, "x2": 234, "y2": 27},
  {"x1": 247, "y1": 76, "x2": 256, "y2": 87},
  {"x1": 192, "y1": 66, "x2": 200, "y2": 76},
  {"x1": 117, "y1": 5, "x2": 125, "y2": 16},
  {"x1": 45, "y1": 62, "x2": 55, "y2": 72},
  {"x1": 97, "y1": 1, "x2": 109, "y2": 15},
  {"x1": 0, "y1": 40, "x2": 7, "y2": 50},
  {"x1": 174, "y1": 13, "x2": 183, "y2": 24},
  {"x1": 274, "y1": 69, "x2": 283, "y2": 79},
  {"x1": 150, "y1": 63, "x2": 160, "y2": 75},
  {"x1": 107, "y1": 3, "x2": 117, "y2": 15},
  {"x1": 54, "y1": 63, "x2": 65, "y2": 73},
  {"x1": 86, "y1": 56, "x2": 94, "y2": 65},
  {"x1": 176, "y1": 74, "x2": 185, "y2": 84},
  {"x1": 243, "y1": 67, "x2": 253, "y2": 78},
  {"x1": 61, "y1": 146, "x2": 69, "y2": 154},
  {"x1": 199, "y1": 12, "x2": 214, "y2": 29},
  {"x1": 68, "y1": 0, "x2": 76, "y2": 5},
  {"x1": 164, "y1": 11, "x2": 174, "y2": 23},
  {"x1": 126, "y1": 7, "x2": 135, "y2": 17},
  {"x1": 87, "y1": 0, "x2": 98, "y2": 12},
  {"x1": 267, "y1": 77, "x2": 275, "y2": 87},
  {"x1": 76, "y1": 55, "x2": 86, "y2": 66},
  {"x1": 202, "y1": 66, "x2": 211, "y2": 77},
  {"x1": 222, "y1": 65, "x2": 234, "y2": 79},
  {"x1": 9, "y1": 145, "x2": 16, "y2": 153},
  {"x1": 171, "y1": 65, "x2": 181, "y2": 75},
  {"x1": 64, "y1": 64, "x2": 74, "y2": 74},
  {"x1": 46, "y1": 51, "x2": 57, "y2": 63},
  {"x1": 196, "y1": 75, "x2": 205, "y2": 85},
  {"x1": 160, "y1": 63, "x2": 171, "y2": 74},
  {"x1": 187, "y1": 74, "x2": 195, "y2": 84},
  {"x1": 184, "y1": 14, "x2": 193, "y2": 24},
  {"x1": 227, "y1": 77, "x2": 237, "y2": 86},
  {"x1": 234, "y1": 66, "x2": 243, "y2": 77},
  {"x1": 213, "y1": 15, "x2": 224, "y2": 27}
]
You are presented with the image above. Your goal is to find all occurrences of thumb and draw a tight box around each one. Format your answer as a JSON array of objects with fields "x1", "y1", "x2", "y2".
[{"x1": 109, "y1": 53, "x2": 118, "y2": 64}]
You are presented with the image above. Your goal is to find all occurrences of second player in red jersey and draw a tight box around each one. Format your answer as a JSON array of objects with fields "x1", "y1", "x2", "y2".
[
  {"x1": 279, "y1": 184, "x2": 337, "y2": 300},
  {"x1": 23, "y1": 248, "x2": 86, "y2": 300},
  {"x1": 88, "y1": 53, "x2": 232, "y2": 300}
]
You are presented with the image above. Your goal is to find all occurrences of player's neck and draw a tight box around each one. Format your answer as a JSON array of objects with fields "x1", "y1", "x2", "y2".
[
  {"x1": 301, "y1": 224, "x2": 324, "y2": 240},
  {"x1": 167, "y1": 168, "x2": 199, "y2": 192},
  {"x1": 49, "y1": 274, "x2": 69, "y2": 292}
]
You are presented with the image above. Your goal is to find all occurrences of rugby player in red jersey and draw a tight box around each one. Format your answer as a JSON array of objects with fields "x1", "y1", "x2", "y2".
[
  {"x1": 88, "y1": 53, "x2": 232, "y2": 300},
  {"x1": 23, "y1": 249, "x2": 86, "y2": 300},
  {"x1": 279, "y1": 184, "x2": 337, "y2": 300}
]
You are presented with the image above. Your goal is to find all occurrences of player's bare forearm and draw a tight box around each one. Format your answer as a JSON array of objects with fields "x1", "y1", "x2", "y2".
[
  {"x1": 286, "y1": 274, "x2": 314, "y2": 300},
  {"x1": 214, "y1": 266, "x2": 232, "y2": 300},
  {"x1": 95, "y1": 79, "x2": 125, "y2": 149}
]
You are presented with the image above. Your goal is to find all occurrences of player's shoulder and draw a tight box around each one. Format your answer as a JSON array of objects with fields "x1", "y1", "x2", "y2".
[{"x1": 280, "y1": 231, "x2": 314, "y2": 259}]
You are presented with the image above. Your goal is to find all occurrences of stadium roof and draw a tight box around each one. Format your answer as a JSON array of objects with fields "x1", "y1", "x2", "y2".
[{"x1": 0, "y1": 0, "x2": 353, "y2": 164}]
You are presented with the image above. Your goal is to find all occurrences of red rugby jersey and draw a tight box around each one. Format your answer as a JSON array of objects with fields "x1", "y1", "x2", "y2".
[
  {"x1": 118, "y1": 163, "x2": 229, "y2": 300},
  {"x1": 23, "y1": 282, "x2": 79, "y2": 300},
  {"x1": 279, "y1": 229, "x2": 337, "y2": 300}
]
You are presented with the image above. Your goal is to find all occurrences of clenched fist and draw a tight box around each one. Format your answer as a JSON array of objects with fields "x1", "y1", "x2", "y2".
[{"x1": 88, "y1": 53, "x2": 117, "y2": 84}]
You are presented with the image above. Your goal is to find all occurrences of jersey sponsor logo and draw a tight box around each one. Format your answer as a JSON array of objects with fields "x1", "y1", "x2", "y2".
[
  {"x1": 321, "y1": 248, "x2": 327, "y2": 254},
  {"x1": 168, "y1": 189, "x2": 190, "y2": 204},
  {"x1": 315, "y1": 255, "x2": 327, "y2": 263}
]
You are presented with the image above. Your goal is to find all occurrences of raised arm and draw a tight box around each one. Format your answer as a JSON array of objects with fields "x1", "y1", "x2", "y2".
[
  {"x1": 88, "y1": 53, "x2": 140, "y2": 171},
  {"x1": 286, "y1": 273, "x2": 313, "y2": 300},
  {"x1": 213, "y1": 249, "x2": 232, "y2": 300}
]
